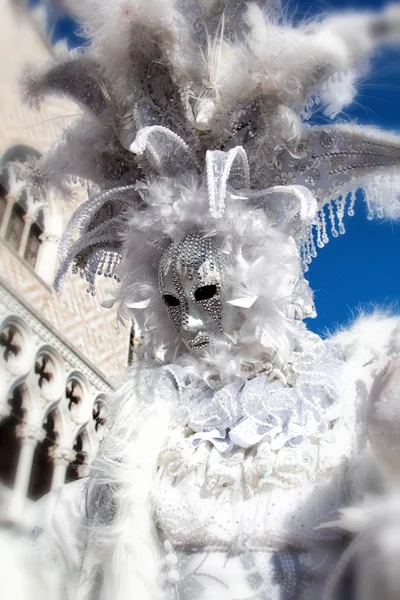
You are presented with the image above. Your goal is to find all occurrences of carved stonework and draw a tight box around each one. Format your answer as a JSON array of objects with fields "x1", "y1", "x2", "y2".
[
  {"x1": 0, "y1": 285, "x2": 112, "y2": 393},
  {"x1": 0, "y1": 403, "x2": 11, "y2": 420},
  {"x1": 49, "y1": 445, "x2": 77, "y2": 467},
  {"x1": 0, "y1": 287, "x2": 113, "y2": 504},
  {"x1": 39, "y1": 232, "x2": 61, "y2": 244},
  {"x1": 77, "y1": 462, "x2": 90, "y2": 478},
  {"x1": 16, "y1": 423, "x2": 46, "y2": 446}
]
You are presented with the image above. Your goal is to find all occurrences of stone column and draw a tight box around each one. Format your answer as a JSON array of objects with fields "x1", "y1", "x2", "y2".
[
  {"x1": 35, "y1": 232, "x2": 60, "y2": 284},
  {"x1": 0, "y1": 402, "x2": 11, "y2": 423},
  {"x1": 0, "y1": 194, "x2": 16, "y2": 238},
  {"x1": 18, "y1": 213, "x2": 34, "y2": 257},
  {"x1": 77, "y1": 460, "x2": 90, "y2": 479},
  {"x1": 49, "y1": 445, "x2": 77, "y2": 490},
  {"x1": 8, "y1": 423, "x2": 46, "y2": 520}
]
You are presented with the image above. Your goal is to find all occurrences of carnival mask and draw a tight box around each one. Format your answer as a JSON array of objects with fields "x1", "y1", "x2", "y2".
[{"x1": 158, "y1": 232, "x2": 225, "y2": 349}]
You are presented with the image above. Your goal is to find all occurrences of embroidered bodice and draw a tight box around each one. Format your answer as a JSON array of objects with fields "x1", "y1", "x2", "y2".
[{"x1": 151, "y1": 340, "x2": 356, "y2": 598}]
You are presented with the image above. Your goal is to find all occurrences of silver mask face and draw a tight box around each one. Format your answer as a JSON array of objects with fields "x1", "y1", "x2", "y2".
[{"x1": 158, "y1": 232, "x2": 224, "y2": 349}]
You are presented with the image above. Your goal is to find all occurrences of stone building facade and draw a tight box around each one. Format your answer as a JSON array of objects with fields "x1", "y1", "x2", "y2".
[{"x1": 0, "y1": 0, "x2": 131, "y2": 519}]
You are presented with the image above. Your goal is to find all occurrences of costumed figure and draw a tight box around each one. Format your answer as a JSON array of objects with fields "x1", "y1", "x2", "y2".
[{"x1": 22, "y1": 1, "x2": 400, "y2": 599}]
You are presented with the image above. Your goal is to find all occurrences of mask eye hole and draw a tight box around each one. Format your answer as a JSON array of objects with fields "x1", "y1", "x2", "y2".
[
  {"x1": 163, "y1": 294, "x2": 180, "y2": 307},
  {"x1": 194, "y1": 285, "x2": 218, "y2": 302}
]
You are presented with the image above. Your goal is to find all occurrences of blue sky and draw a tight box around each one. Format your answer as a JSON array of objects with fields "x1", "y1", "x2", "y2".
[
  {"x1": 296, "y1": 1, "x2": 400, "y2": 335},
  {"x1": 32, "y1": 0, "x2": 400, "y2": 337}
]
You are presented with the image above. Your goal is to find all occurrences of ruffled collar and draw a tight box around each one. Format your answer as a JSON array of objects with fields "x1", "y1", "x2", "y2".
[{"x1": 162, "y1": 339, "x2": 344, "y2": 454}]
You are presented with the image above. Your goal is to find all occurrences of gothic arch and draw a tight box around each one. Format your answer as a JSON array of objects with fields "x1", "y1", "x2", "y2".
[
  {"x1": 0, "y1": 384, "x2": 25, "y2": 490},
  {"x1": 0, "y1": 314, "x2": 35, "y2": 377},
  {"x1": 0, "y1": 300, "x2": 112, "y2": 518},
  {"x1": 28, "y1": 408, "x2": 56, "y2": 501},
  {"x1": 31, "y1": 345, "x2": 65, "y2": 408},
  {"x1": 65, "y1": 372, "x2": 91, "y2": 418},
  {"x1": 66, "y1": 427, "x2": 90, "y2": 483},
  {"x1": 0, "y1": 145, "x2": 41, "y2": 167},
  {"x1": 0, "y1": 145, "x2": 50, "y2": 274}
]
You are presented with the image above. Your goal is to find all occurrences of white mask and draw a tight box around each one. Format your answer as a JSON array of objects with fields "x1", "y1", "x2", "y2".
[{"x1": 158, "y1": 232, "x2": 225, "y2": 349}]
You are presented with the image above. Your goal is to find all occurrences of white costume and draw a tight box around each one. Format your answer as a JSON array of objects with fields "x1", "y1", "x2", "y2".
[{"x1": 23, "y1": 2, "x2": 400, "y2": 599}]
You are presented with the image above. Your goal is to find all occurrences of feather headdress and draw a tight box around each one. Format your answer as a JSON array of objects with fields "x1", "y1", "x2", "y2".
[{"x1": 28, "y1": 0, "x2": 400, "y2": 363}]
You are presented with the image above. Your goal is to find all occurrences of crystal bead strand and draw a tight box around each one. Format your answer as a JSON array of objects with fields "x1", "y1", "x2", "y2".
[
  {"x1": 97, "y1": 251, "x2": 107, "y2": 276},
  {"x1": 347, "y1": 190, "x2": 356, "y2": 217},
  {"x1": 389, "y1": 174, "x2": 398, "y2": 214},
  {"x1": 316, "y1": 211, "x2": 324, "y2": 249},
  {"x1": 305, "y1": 231, "x2": 312, "y2": 265},
  {"x1": 300, "y1": 235, "x2": 308, "y2": 272},
  {"x1": 86, "y1": 253, "x2": 99, "y2": 295},
  {"x1": 321, "y1": 205, "x2": 329, "y2": 245},
  {"x1": 112, "y1": 252, "x2": 119, "y2": 279},
  {"x1": 375, "y1": 177, "x2": 384, "y2": 219},
  {"x1": 335, "y1": 194, "x2": 346, "y2": 235},
  {"x1": 104, "y1": 252, "x2": 119, "y2": 278},
  {"x1": 362, "y1": 188, "x2": 374, "y2": 220},
  {"x1": 306, "y1": 230, "x2": 312, "y2": 267},
  {"x1": 163, "y1": 540, "x2": 179, "y2": 584},
  {"x1": 309, "y1": 225, "x2": 317, "y2": 259},
  {"x1": 327, "y1": 200, "x2": 338, "y2": 238},
  {"x1": 301, "y1": 244, "x2": 309, "y2": 272},
  {"x1": 114, "y1": 255, "x2": 121, "y2": 282},
  {"x1": 299, "y1": 225, "x2": 317, "y2": 271}
]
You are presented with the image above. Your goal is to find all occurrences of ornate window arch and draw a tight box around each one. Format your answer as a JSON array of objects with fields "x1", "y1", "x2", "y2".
[
  {"x1": 0, "y1": 307, "x2": 113, "y2": 517},
  {"x1": 0, "y1": 316, "x2": 35, "y2": 391},
  {"x1": 93, "y1": 394, "x2": 107, "y2": 438},
  {"x1": 31, "y1": 345, "x2": 65, "y2": 409},
  {"x1": 0, "y1": 145, "x2": 46, "y2": 271},
  {"x1": 28, "y1": 408, "x2": 57, "y2": 501},
  {"x1": 0, "y1": 383, "x2": 26, "y2": 492},
  {"x1": 66, "y1": 428, "x2": 90, "y2": 483}
]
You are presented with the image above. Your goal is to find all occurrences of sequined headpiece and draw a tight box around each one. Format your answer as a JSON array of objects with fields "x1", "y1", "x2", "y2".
[{"x1": 28, "y1": 0, "x2": 400, "y2": 356}]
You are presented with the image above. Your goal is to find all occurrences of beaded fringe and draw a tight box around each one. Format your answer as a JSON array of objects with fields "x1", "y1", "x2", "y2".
[
  {"x1": 73, "y1": 250, "x2": 122, "y2": 296},
  {"x1": 55, "y1": 185, "x2": 138, "y2": 294},
  {"x1": 300, "y1": 175, "x2": 398, "y2": 272}
]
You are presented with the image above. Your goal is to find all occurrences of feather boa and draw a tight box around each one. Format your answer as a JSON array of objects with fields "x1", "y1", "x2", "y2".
[
  {"x1": 116, "y1": 174, "x2": 315, "y2": 382},
  {"x1": 81, "y1": 362, "x2": 176, "y2": 600}
]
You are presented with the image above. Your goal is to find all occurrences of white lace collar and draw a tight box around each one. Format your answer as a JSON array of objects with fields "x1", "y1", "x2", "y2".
[{"x1": 161, "y1": 339, "x2": 344, "y2": 454}]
